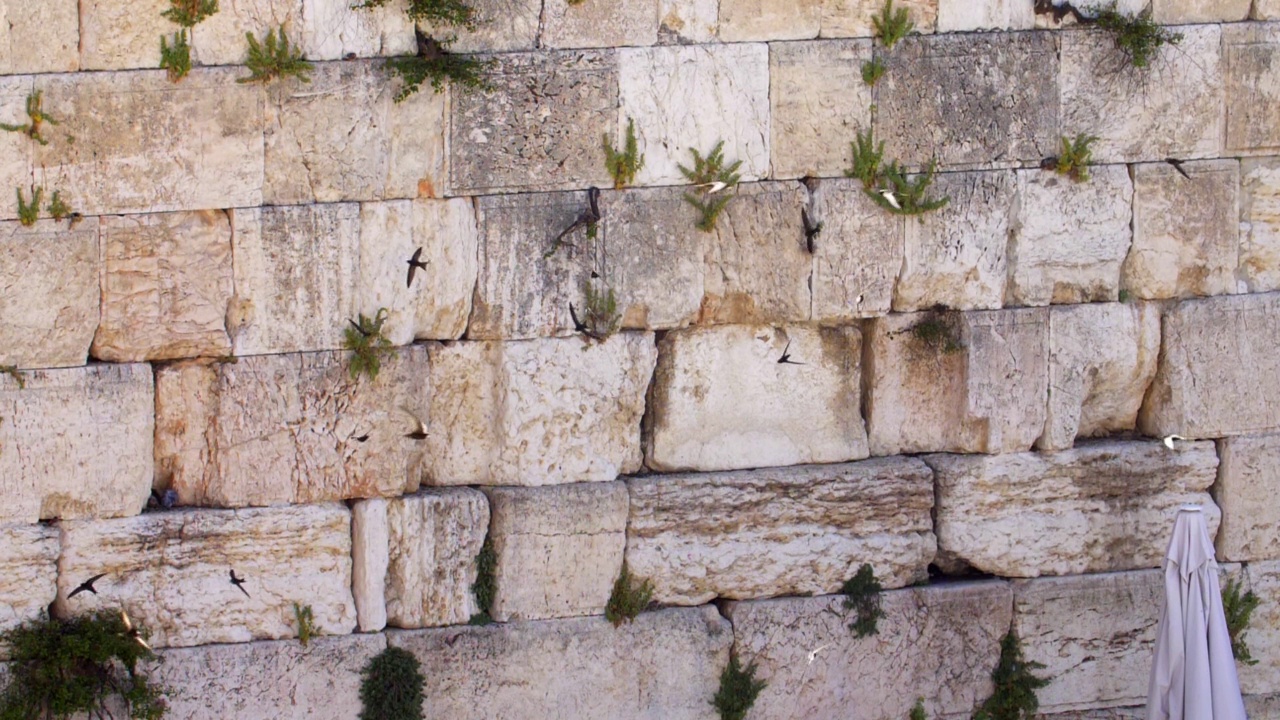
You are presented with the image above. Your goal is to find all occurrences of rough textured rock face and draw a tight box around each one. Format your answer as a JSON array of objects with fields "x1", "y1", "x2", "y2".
[
  {"x1": 646, "y1": 325, "x2": 867, "y2": 472},
  {"x1": 389, "y1": 607, "x2": 732, "y2": 720},
  {"x1": 659, "y1": 0, "x2": 718, "y2": 42},
  {"x1": 865, "y1": 308, "x2": 1048, "y2": 455},
  {"x1": 1014, "y1": 570, "x2": 1164, "y2": 712},
  {"x1": 618, "y1": 44, "x2": 771, "y2": 185},
  {"x1": 937, "y1": 0, "x2": 1034, "y2": 30},
  {"x1": 1240, "y1": 560, "x2": 1280, "y2": 697},
  {"x1": 350, "y1": 498, "x2": 389, "y2": 633},
  {"x1": 725, "y1": 581, "x2": 1012, "y2": 720},
  {"x1": 1240, "y1": 158, "x2": 1280, "y2": 293},
  {"x1": 810, "y1": 178, "x2": 905, "y2": 321},
  {"x1": 1007, "y1": 166, "x2": 1134, "y2": 306},
  {"x1": 718, "y1": 0, "x2": 820, "y2": 41},
  {"x1": 485, "y1": 483, "x2": 626, "y2": 621},
  {"x1": 894, "y1": 170, "x2": 1017, "y2": 311},
  {"x1": 820, "y1": 0, "x2": 938, "y2": 38},
  {"x1": 421, "y1": 0, "x2": 541, "y2": 52},
  {"x1": 541, "y1": 0, "x2": 658, "y2": 48},
  {"x1": 296, "y1": 0, "x2": 415, "y2": 60},
  {"x1": 92, "y1": 211, "x2": 234, "y2": 362},
  {"x1": 154, "y1": 348, "x2": 429, "y2": 507},
  {"x1": 1152, "y1": 0, "x2": 1249, "y2": 22},
  {"x1": 78, "y1": 0, "x2": 169, "y2": 70},
  {"x1": 0, "y1": 77, "x2": 30, "y2": 218},
  {"x1": 451, "y1": 51, "x2": 616, "y2": 194},
  {"x1": 1060, "y1": 26, "x2": 1222, "y2": 163},
  {"x1": 1038, "y1": 302, "x2": 1161, "y2": 451},
  {"x1": 423, "y1": 334, "x2": 656, "y2": 486},
  {"x1": 625, "y1": 458, "x2": 935, "y2": 604},
  {"x1": 1140, "y1": 292, "x2": 1280, "y2": 438},
  {"x1": 1225, "y1": 24, "x2": 1280, "y2": 154},
  {"x1": 0, "y1": 219, "x2": 99, "y2": 369},
  {"x1": 0, "y1": 0, "x2": 79, "y2": 74},
  {"x1": 0, "y1": 364, "x2": 153, "y2": 524},
  {"x1": 877, "y1": 32, "x2": 1058, "y2": 168},
  {"x1": 1125, "y1": 160, "x2": 1240, "y2": 300},
  {"x1": 55, "y1": 505, "x2": 357, "y2": 648},
  {"x1": 929, "y1": 441, "x2": 1220, "y2": 577},
  {"x1": 1215, "y1": 435, "x2": 1280, "y2": 562},
  {"x1": 383, "y1": 489, "x2": 489, "y2": 628},
  {"x1": 0, "y1": 524, "x2": 59, "y2": 659},
  {"x1": 601, "y1": 188, "x2": 706, "y2": 330}
]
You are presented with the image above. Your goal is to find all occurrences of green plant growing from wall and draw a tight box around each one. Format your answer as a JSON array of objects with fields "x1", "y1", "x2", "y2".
[
  {"x1": 1093, "y1": 3, "x2": 1182, "y2": 69},
  {"x1": 679, "y1": 140, "x2": 743, "y2": 233},
  {"x1": 861, "y1": 56, "x2": 887, "y2": 86},
  {"x1": 605, "y1": 562, "x2": 654, "y2": 627},
  {"x1": 972, "y1": 630, "x2": 1049, "y2": 720},
  {"x1": 910, "y1": 698, "x2": 928, "y2": 720},
  {"x1": 357, "y1": 0, "x2": 477, "y2": 28},
  {"x1": 1, "y1": 90, "x2": 58, "y2": 146},
  {"x1": 712, "y1": 653, "x2": 767, "y2": 720},
  {"x1": 1050, "y1": 133, "x2": 1098, "y2": 183},
  {"x1": 580, "y1": 278, "x2": 621, "y2": 341},
  {"x1": 1223, "y1": 576, "x2": 1260, "y2": 666},
  {"x1": 46, "y1": 190, "x2": 72, "y2": 222},
  {"x1": 872, "y1": 0, "x2": 915, "y2": 49},
  {"x1": 846, "y1": 128, "x2": 886, "y2": 190},
  {"x1": 358, "y1": 646, "x2": 425, "y2": 720},
  {"x1": 342, "y1": 309, "x2": 392, "y2": 382},
  {"x1": 160, "y1": 31, "x2": 193, "y2": 83},
  {"x1": 16, "y1": 185, "x2": 42, "y2": 227},
  {"x1": 603, "y1": 117, "x2": 645, "y2": 189},
  {"x1": 910, "y1": 312, "x2": 964, "y2": 355},
  {"x1": 294, "y1": 603, "x2": 317, "y2": 648},
  {"x1": 841, "y1": 563, "x2": 884, "y2": 638},
  {"x1": 0, "y1": 365, "x2": 25, "y2": 389},
  {"x1": 0, "y1": 610, "x2": 168, "y2": 720},
  {"x1": 238, "y1": 27, "x2": 313, "y2": 84},
  {"x1": 870, "y1": 159, "x2": 949, "y2": 215},
  {"x1": 469, "y1": 536, "x2": 497, "y2": 625},
  {"x1": 386, "y1": 53, "x2": 491, "y2": 102},
  {"x1": 162, "y1": 0, "x2": 218, "y2": 27}
]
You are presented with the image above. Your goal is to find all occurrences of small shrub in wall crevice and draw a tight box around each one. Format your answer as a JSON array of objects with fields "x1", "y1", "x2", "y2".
[{"x1": 358, "y1": 646, "x2": 425, "y2": 720}]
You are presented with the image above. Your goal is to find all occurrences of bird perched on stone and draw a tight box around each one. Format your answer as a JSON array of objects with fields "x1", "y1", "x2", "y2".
[
  {"x1": 229, "y1": 569, "x2": 250, "y2": 598},
  {"x1": 406, "y1": 247, "x2": 429, "y2": 288},
  {"x1": 68, "y1": 573, "x2": 107, "y2": 599},
  {"x1": 878, "y1": 189, "x2": 901, "y2": 210},
  {"x1": 568, "y1": 302, "x2": 589, "y2": 334}
]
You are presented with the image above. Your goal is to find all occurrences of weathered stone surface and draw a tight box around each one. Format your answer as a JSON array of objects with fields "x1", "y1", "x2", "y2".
[
  {"x1": 1014, "y1": 570, "x2": 1164, "y2": 712},
  {"x1": 34, "y1": 69, "x2": 264, "y2": 216},
  {"x1": 820, "y1": 0, "x2": 938, "y2": 38},
  {"x1": 1008, "y1": 166, "x2": 1133, "y2": 306},
  {"x1": 0, "y1": 218, "x2": 99, "y2": 369},
  {"x1": 626, "y1": 457, "x2": 935, "y2": 604},
  {"x1": 389, "y1": 606, "x2": 731, "y2": 720},
  {"x1": 1240, "y1": 158, "x2": 1280, "y2": 293},
  {"x1": 877, "y1": 32, "x2": 1058, "y2": 169},
  {"x1": 1152, "y1": 0, "x2": 1249, "y2": 22},
  {"x1": 263, "y1": 61, "x2": 446, "y2": 205},
  {"x1": 55, "y1": 505, "x2": 357, "y2": 648},
  {"x1": 720, "y1": 0, "x2": 820, "y2": 41},
  {"x1": 1226, "y1": 23, "x2": 1280, "y2": 155},
  {"x1": 154, "y1": 348, "x2": 429, "y2": 507},
  {"x1": 351, "y1": 498, "x2": 389, "y2": 632},
  {"x1": 601, "y1": 187, "x2": 705, "y2": 330},
  {"x1": 146, "y1": 634, "x2": 387, "y2": 720},
  {"x1": 1061, "y1": 26, "x2": 1222, "y2": 163},
  {"x1": 810, "y1": 178, "x2": 905, "y2": 321},
  {"x1": 0, "y1": 77, "x2": 32, "y2": 221},
  {"x1": 541, "y1": 0, "x2": 658, "y2": 48},
  {"x1": 1215, "y1": 435, "x2": 1280, "y2": 562},
  {"x1": 1039, "y1": 302, "x2": 1161, "y2": 451},
  {"x1": 646, "y1": 325, "x2": 867, "y2": 472},
  {"x1": 894, "y1": 170, "x2": 1017, "y2": 311},
  {"x1": 1240, "y1": 560, "x2": 1280, "y2": 696},
  {"x1": 618, "y1": 44, "x2": 771, "y2": 185},
  {"x1": 0, "y1": 364, "x2": 153, "y2": 524},
  {"x1": 658, "y1": 0, "x2": 717, "y2": 43},
  {"x1": 486, "y1": 483, "x2": 626, "y2": 622},
  {"x1": 189, "y1": 0, "x2": 304, "y2": 67},
  {"x1": 297, "y1": 0, "x2": 415, "y2": 60},
  {"x1": 866, "y1": 307, "x2": 1047, "y2": 455},
  {"x1": 79, "y1": 0, "x2": 169, "y2": 70},
  {"x1": 0, "y1": 0, "x2": 79, "y2": 74},
  {"x1": 937, "y1": 0, "x2": 1034, "y2": 31},
  {"x1": 725, "y1": 581, "x2": 1012, "y2": 720},
  {"x1": 92, "y1": 211, "x2": 234, "y2": 362},
  {"x1": 0, "y1": 524, "x2": 59, "y2": 659},
  {"x1": 769, "y1": 40, "x2": 872, "y2": 179},
  {"x1": 421, "y1": 0, "x2": 541, "y2": 52},
  {"x1": 1139, "y1": 292, "x2": 1280, "y2": 439},
  {"x1": 450, "y1": 51, "x2": 615, "y2": 194},
  {"x1": 1124, "y1": 160, "x2": 1239, "y2": 300},
  {"x1": 424, "y1": 334, "x2": 656, "y2": 485},
  {"x1": 1246, "y1": 694, "x2": 1280, "y2": 720},
  {"x1": 929, "y1": 440, "x2": 1220, "y2": 577}
]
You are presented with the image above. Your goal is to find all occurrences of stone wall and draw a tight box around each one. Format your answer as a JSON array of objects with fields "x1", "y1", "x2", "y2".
[{"x1": 2, "y1": 0, "x2": 1279, "y2": 717}]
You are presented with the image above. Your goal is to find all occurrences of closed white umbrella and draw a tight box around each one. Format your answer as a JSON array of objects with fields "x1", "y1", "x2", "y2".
[{"x1": 1147, "y1": 505, "x2": 1247, "y2": 720}]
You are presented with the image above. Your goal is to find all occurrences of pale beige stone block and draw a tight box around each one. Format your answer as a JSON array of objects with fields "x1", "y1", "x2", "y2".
[
  {"x1": 1240, "y1": 158, "x2": 1280, "y2": 293},
  {"x1": 541, "y1": 0, "x2": 658, "y2": 48},
  {"x1": 937, "y1": 0, "x2": 1034, "y2": 31},
  {"x1": 350, "y1": 497, "x2": 389, "y2": 632},
  {"x1": 820, "y1": 0, "x2": 938, "y2": 38},
  {"x1": 79, "y1": 0, "x2": 171, "y2": 70},
  {"x1": 1257, "y1": 1, "x2": 1280, "y2": 19},
  {"x1": 1152, "y1": 0, "x2": 1249, "y2": 22},
  {"x1": 0, "y1": 524, "x2": 59, "y2": 660},
  {"x1": 0, "y1": 0, "x2": 79, "y2": 74},
  {"x1": 190, "y1": 0, "x2": 304, "y2": 67},
  {"x1": 298, "y1": 0, "x2": 416, "y2": 60},
  {"x1": 769, "y1": 40, "x2": 873, "y2": 179},
  {"x1": 1226, "y1": 24, "x2": 1280, "y2": 155},
  {"x1": 720, "y1": 0, "x2": 820, "y2": 41},
  {"x1": 658, "y1": 0, "x2": 718, "y2": 42},
  {"x1": 810, "y1": 178, "x2": 905, "y2": 322},
  {"x1": 0, "y1": 218, "x2": 99, "y2": 370},
  {"x1": 384, "y1": 489, "x2": 489, "y2": 628},
  {"x1": 1214, "y1": 434, "x2": 1280, "y2": 562},
  {"x1": 421, "y1": 0, "x2": 542, "y2": 52},
  {"x1": 0, "y1": 77, "x2": 33, "y2": 221}
]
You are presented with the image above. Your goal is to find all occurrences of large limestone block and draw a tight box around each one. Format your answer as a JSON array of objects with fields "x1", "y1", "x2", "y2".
[
  {"x1": 0, "y1": 0, "x2": 78, "y2": 73},
  {"x1": 424, "y1": 334, "x2": 656, "y2": 485},
  {"x1": 351, "y1": 498, "x2": 389, "y2": 632},
  {"x1": 541, "y1": 0, "x2": 658, "y2": 48},
  {"x1": 0, "y1": 524, "x2": 59, "y2": 659},
  {"x1": 626, "y1": 457, "x2": 935, "y2": 605},
  {"x1": 810, "y1": 178, "x2": 905, "y2": 321},
  {"x1": 485, "y1": 483, "x2": 626, "y2": 622},
  {"x1": 92, "y1": 211, "x2": 234, "y2": 362},
  {"x1": 602, "y1": 188, "x2": 706, "y2": 330},
  {"x1": 1240, "y1": 560, "x2": 1280, "y2": 696},
  {"x1": 263, "y1": 61, "x2": 446, "y2": 205},
  {"x1": 1014, "y1": 570, "x2": 1164, "y2": 712},
  {"x1": 154, "y1": 347, "x2": 430, "y2": 507},
  {"x1": 720, "y1": 0, "x2": 820, "y2": 41},
  {"x1": 820, "y1": 0, "x2": 938, "y2": 38},
  {"x1": 0, "y1": 78, "x2": 32, "y2": 218},
  {"x1": 0, "y1": 364, "x2": 153, "y2": 524},
  {"x1": 724, "y1": 581, "x2": 1012, "y2": 720},
  {"x1": 1226, "y1": 24, "x2": 1280, "y2": 155},
  {"x1": 79, "y1": 0, "x2": 169, "y2": 70},
  {"x1": 1240, "y1": 158, "x2": 1280, "y2": 293},
  {"x1": 876, "y1": 32, "x2": 1058, "y2": 169},
  {"x1": 1007, "y1": 166, "x2": 1134, "y2": 306},
  {"x1": 646, "y1": 325, "x2": 867, "y2": 472},
  {"x1": 190, "y1": 0, "x2": 305, "y2": 67},
  {"x1": 865, "y1": 307, "x2": 1047, "y2": 455},
  {"x1": 55, "y1": 505, "x2": 357, "y2": 648},
  {"x1": 1039, "y1": 302, "x2": 1161, "y2": 451},
  {"x1": 420, "y1": 0, "x2": 541, "y2": 52},
  {"x1": 297, "y1": 0, "x2": 415, "y2": 60},
  {"x1": 929, "y1": 440, "x2": 1220, "y2": 577},
  {"x1": 1124, "y1": 160, "x2": 1240, "y2": 300},
  {"x1": 937, "y1": 0, "x2": 1034, "y2": 31},
  {"x1": 658, "y1": 0, "x2": 718, "y2": 43},
  {"x1": 1139, "y1": 293, "x2": 1280, "y2": 439},
  {"x1": 893, "y1": 170, "x2": 1018, "y2": 311},
  {"x1": 388, "y1": 606, "x2": 732, "y2": 720},
  {"x1": 1152, "y1": 0, "x2": 1249, "y2": 22},
  {"x1": 1214, "y1": 435, "x2": 1280, "y2": 562},
  {"x1": 0, "y1": 219, "x2": 99, "y2": 369},
  {"x1": 450, "y1": 50, "x2": 616, "y2": 194},
  {"x1": 34, "y1": 69, "x2": 264, "y2": 216},
  {"x1": 1061, "y1": 26, "x2": 1222, "y2": 163},
  {"x1": 146, "y1": 634, "x2": 387, "y2": 720},
  {"x1": 770, "y1": 40, "x2": 872, "y2": 179},
  {"x1": 618, "y1": 44, "x2": 771, "y2": 185}
]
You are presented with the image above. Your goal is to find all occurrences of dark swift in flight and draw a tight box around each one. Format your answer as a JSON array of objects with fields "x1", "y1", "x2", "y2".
[
  {"x1": 406, "y1": 247, "x2": 429, "y2": 288},
  {"x1": 229, "y1": 569, "x2": 250, "y2": 598},
  {"x1": 67, "y1": 573, "x2": 107, "y2": 599},
  {"x1": 777, "y1": 341, "x2": 805, "y2": 365}
]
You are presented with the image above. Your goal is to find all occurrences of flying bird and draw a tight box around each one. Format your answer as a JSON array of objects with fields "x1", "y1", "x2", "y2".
[
  {"x1": 1163, "y1": 434, "x2": 1185, "y2": 450},
  {"x1": 1165, "y1": 158, "x2": 1191, "y2": 180},
  {"x1": 229, "y1": 569, "x2": 250, "y2": 598},
  {"x1": 354, "y1": 434, "x2": 370, "y2": 443},
  {"x1": 348, "y1": 319, "x2": 371, "y2": 337},
  {"x1": 696, "y1": 181, "x2": 729, "y2": 194},
  {"x1": 406, "y1": 247, "x2": 429, "y2": 288},
  {"x1": 879, "y1": 189, "x2": 901, "y2": 210},
  {"x1": 68, "y1": 573, "x2": 107, "y2": 599},
  {"x1": 402, "y1": 409, "x2": 428, "y2": 440},
  {"x1": 546, "y1": 187, "x2": 602, "y2": 258},
  {"x1": 777, "y1": 340, "x2": 805, "y2": 365},
  {"x1": 569, "y1": 302, "x2": 589, "y2": 334},
  {"x1": 120, "y1": 609, "x2": 152, "y2": 651},
  {"x1": 806, "y1": 643, "x2": 833, "y2": 665}
]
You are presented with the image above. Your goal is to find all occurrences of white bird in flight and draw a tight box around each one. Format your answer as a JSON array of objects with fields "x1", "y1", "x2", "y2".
[
  {"x1": 1163, "y1": 434, "x2": 1185, "y2": 450},
  {"x1": 879, "y1": 189, "x2": 901, "y2": 210},
  {"x1": 806, "y1": 643, "x2": 833, "y2": 664},
  {"x1": 697, "y1": 181, "x2": 729, "y2": 194}
]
